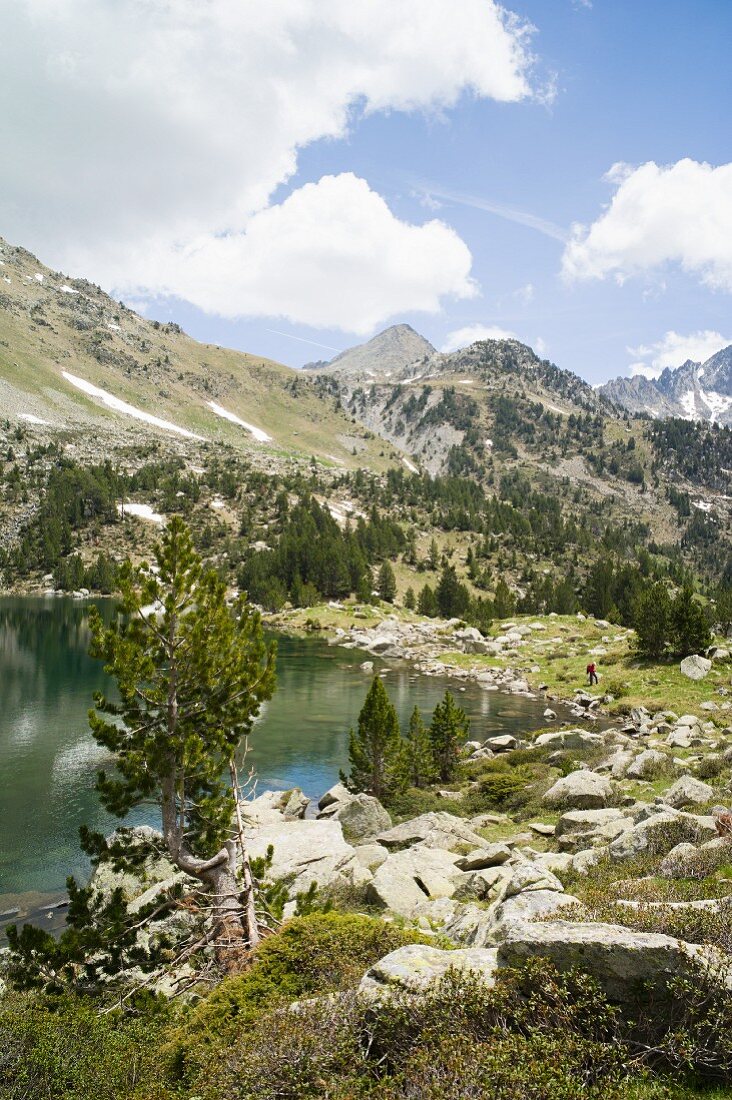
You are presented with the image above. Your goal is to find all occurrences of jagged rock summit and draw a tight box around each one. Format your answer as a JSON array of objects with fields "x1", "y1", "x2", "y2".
[
  {"x1": 601, "y1": 345, "x2": 732, "y2": 424},
  {"x1": 303, "y1": 323, "x2": 435, "y2": 378}
]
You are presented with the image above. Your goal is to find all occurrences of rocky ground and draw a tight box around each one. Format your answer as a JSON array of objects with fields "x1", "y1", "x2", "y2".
[{"x1": 78, "y1": 695, "x2": 732, "y2": 1010}]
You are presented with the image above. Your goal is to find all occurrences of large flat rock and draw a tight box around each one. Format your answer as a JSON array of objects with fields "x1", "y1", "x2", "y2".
[
  {"x1": 360, "y1": 943, "x2": 499, "y2": 999},
  {"x1": 497, "y1": 920, "x2": 731, "y2": 1002},
  {"x1": 376, "y1": 811, "x2": 485, "y2": 853},
  {"x1": 245, "y1": 818, "x2": 364, "y2": 896}
]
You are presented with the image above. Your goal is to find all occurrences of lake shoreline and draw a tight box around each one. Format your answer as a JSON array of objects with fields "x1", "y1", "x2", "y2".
[
  {"x1": 264, "y1": 603, "x2": 609, "y2": 722},
  {"x1": 2, "y1": 596, "x2": 569, "y2": 919}
]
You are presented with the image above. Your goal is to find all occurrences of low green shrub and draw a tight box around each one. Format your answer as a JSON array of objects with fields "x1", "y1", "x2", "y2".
[
  {"x1": 464, "y1": 765, "x2": 535, "y2": 811},
  {"x1": 695, "y1": 755, "x2": 725, "y2": 781},
  {"x1": 194, "y1": 960, "x2": 723, "y2": 1099},
  {"x1": 386, "y1": 786, "x2": 461, "y2": 819},
  {"x1": 171, "y1": 913, "x2": 431, "y2": 1059},
  {"x1": 0, "y1": 991, "x2": 171, "y2": 1100}
]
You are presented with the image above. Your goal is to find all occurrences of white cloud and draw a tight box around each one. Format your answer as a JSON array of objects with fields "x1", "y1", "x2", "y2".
[
  {"x1": 625, "y1": 329, "x2": 732, "y2": 379},
  {"x1": 0, "y1": 0, "x2": 536, "y2": 328},
  {"x1": 442, "y1": 324, "x2": 517, "y2": 352},
  {"x1": 121, "y1": 174, "x2": 476, "y2": 334},
  {"x1": 563, "y1": 159, "x2": 732, "y2": 292},
  {"x1": 534, "y1": 336, "x2": 548, "y2": 356}
]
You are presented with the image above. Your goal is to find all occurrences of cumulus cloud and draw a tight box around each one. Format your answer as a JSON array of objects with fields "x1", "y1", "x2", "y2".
[
  {"x1": 562, "y1": 159, "x2": 732, "y2": 292},
  {"x1": 625, "y1": 329, "x2": 732, "y2": 379},
  {"x1": 442, "y1": 324, "x2": 517, "y2": 352},
  {"x1": 0, "y1": 0, "x2": 536, "y2": 328},
  {"x1": 118, "y1": 174, "x2": 476, "y2": 334}
]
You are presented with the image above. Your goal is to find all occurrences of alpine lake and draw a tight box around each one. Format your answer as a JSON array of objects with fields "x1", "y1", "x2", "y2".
[{"x1": 0, "y1": 596, "x2": 562, "y2": 932}]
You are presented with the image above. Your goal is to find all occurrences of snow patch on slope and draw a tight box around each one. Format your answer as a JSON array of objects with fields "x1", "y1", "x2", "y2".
[
  {"x1": 207, "y1": 401, "x2": 272, "y2": 443},
  {"x1": 62, "y1": 372, "x2": 205, "y2": 440},
  {"x1": 19, "y1": 413, "x2": 50, "y2": 426},
  {"x1": 117, "y1": 502, "x2": 165, "y2": 524},
  {"x1": 679, "y1": 390, "x2": 697, "y2": 420},
  {"x1": 326, "y1": 499, "x2": 365, "y2": 527},
  {"x1": 700, "y1": 388, "x2": 732, "y2": 423}
]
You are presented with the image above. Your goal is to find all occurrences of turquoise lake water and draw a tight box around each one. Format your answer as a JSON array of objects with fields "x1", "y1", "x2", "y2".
[{"x1": 0, "y1": 596, "x2": 558, "y2": 923}]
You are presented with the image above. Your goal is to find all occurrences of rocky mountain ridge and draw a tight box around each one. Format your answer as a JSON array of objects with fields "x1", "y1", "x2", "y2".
[{"x1": 601, "y1": 346, "x2": 732, "y2": 424}]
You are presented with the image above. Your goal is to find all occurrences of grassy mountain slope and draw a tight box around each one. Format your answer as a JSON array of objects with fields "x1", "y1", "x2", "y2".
[
  {"x1": 4, "y1": 235, "x2": 732, "y2": 608},
  {"x1": 0, "y1": 238, "x2": 397, "y2": 471}
]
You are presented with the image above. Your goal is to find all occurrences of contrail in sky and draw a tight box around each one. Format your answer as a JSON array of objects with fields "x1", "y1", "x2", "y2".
[
  {"x1": 414, "y1": 181, "x2": 569, "y2": 243},
  {"x1": 266, "y1": 328, "x2": 343, "y2": 353}
]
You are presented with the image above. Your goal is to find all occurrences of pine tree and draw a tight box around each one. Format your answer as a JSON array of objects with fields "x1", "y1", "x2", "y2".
[
  {"x1": 671, "y1": 585, "x2": 711, "y2": 657},
  {"x1": 632, "y1": 580, "x2": 671, "y2": 659},
  {"x1": 428, "y1": 537, "x2": 440, "y2": 571},
  {"x1": 714, "y1": 583, "x2": 732, "y2": 636},
  {"x1": 356, "y1": 569, "x2": 373, "y2": 604},
  {"x1": 418, "y1": 583, "x2": 438, "y2": 617},
  {"x1": 88, "y1": 518, "x2": 277, "y2": 943},
  {"x1": 403, "y1": 705, "x2": 434, "y2": 788},
  {"x1": 436, "y1": 564, "x2": 470, "y2": 618},
  {"x1": 378, "y1": 559, "x2": 397, "y2": 603},
  {"x1": 429, "y1": 690, "x2": 469, "y2": 783},
  {"x1": 7, "y1": 519, "x2": 277, "y2": 992},
  {"x1": 494, "y1": 578, "x2": 515, "y2": 619},
  {"x1": 346, "y1": 677, "x2": 404, "y2": 799},
  {"x1": 403, "y1": 586, "x2": 416, "y2": 611}
]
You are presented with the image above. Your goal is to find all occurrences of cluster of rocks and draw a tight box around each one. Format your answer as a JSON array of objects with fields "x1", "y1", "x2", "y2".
[
  {"x1": 331, "y1": 615, "x2": 636, "y2": 712},
  {"x1": 61, "y1": 699, "x2": 732, "y2": 1008},
  {"x1": 240, "y1": 765, "x2": 732, "y2": 1007},
  {"x1": 237, "y1": 705, "x2": 732, "y2": 1005},
  {"x1": 332, "y1": 617, "x2": 549, "y2": 693}
]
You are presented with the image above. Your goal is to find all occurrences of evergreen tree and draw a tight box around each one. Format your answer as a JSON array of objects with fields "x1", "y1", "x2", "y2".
[
  {"x1": 428, "y1": 538, "x2": 440, "y2": 571},
  {"x1": 435, "y1": 564, "x2": 470, "y2": 618},
  {"x1": 714, "y1": 583, "x2": 732, "y2": 636},
  {"x1": 553, "y1": 578, "x2": 578, "y2": 615},
  {"x1": 632, "y1": 580, "x2": 671, "y2": 659},
  {"x1": 7, "y1": 519, "x2": 277, "y2": 991},
  {"x1": 404, "y1": 586, "x2": 416, "y2": 611},
  {"x1": 671, "y1": 585, "x2": 711, "y2": 656},
  {"x1": 346, "y1": 677, "x2": 404, "y2": 800},
  {"x1": 356, "y1": 570, "x2": 373, "y2": 604},
  {"x1": 493, "y1": 578, "x2": 515, "y2": 619},
  {"x1": 403, "y1": 705, "x2": 434, "y2": 788},
  {"x1": 429, "y1": 690, "x2": 469, "y2": 783},
  {"x1": 418, "y1": 583, "x2": 438, "y2": 617},
  {"x1": 87, "y1": 519, "x2": 276, "y2": 943},
  {"x1": 377, "y1": 559, "x2": 397, "y2": 603}
]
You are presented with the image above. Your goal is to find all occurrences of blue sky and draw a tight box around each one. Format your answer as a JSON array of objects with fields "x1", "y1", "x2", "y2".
[
  {"x1": 183, "y1": 0, "x2": 732, "y2": 380},
  {"x1": 3, "y1": 0, "x2": 731, "y2": 383}
]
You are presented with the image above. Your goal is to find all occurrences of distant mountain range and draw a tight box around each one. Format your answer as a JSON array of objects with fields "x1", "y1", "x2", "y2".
[{"x1": 600, "y1": 347, "x2": 732, "y2": 425}]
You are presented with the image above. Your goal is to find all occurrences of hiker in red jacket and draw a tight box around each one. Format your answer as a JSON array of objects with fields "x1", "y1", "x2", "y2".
[{"x1": 586, "y1": 661, "x2": 598, "y2": 686}]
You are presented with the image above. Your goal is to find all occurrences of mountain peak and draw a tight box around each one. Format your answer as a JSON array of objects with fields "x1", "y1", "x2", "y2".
[
  {"x1": 303, "y1": 324, "x2": 435, "y2": 378},
  {"x1": 600, "y1": 344, "x2": 732, "y2": 423}
]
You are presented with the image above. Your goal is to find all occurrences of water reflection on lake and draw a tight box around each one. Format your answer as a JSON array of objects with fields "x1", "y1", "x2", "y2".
[{"x1": 0, "y1": 596, "x2": 559, "y2": 920}]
